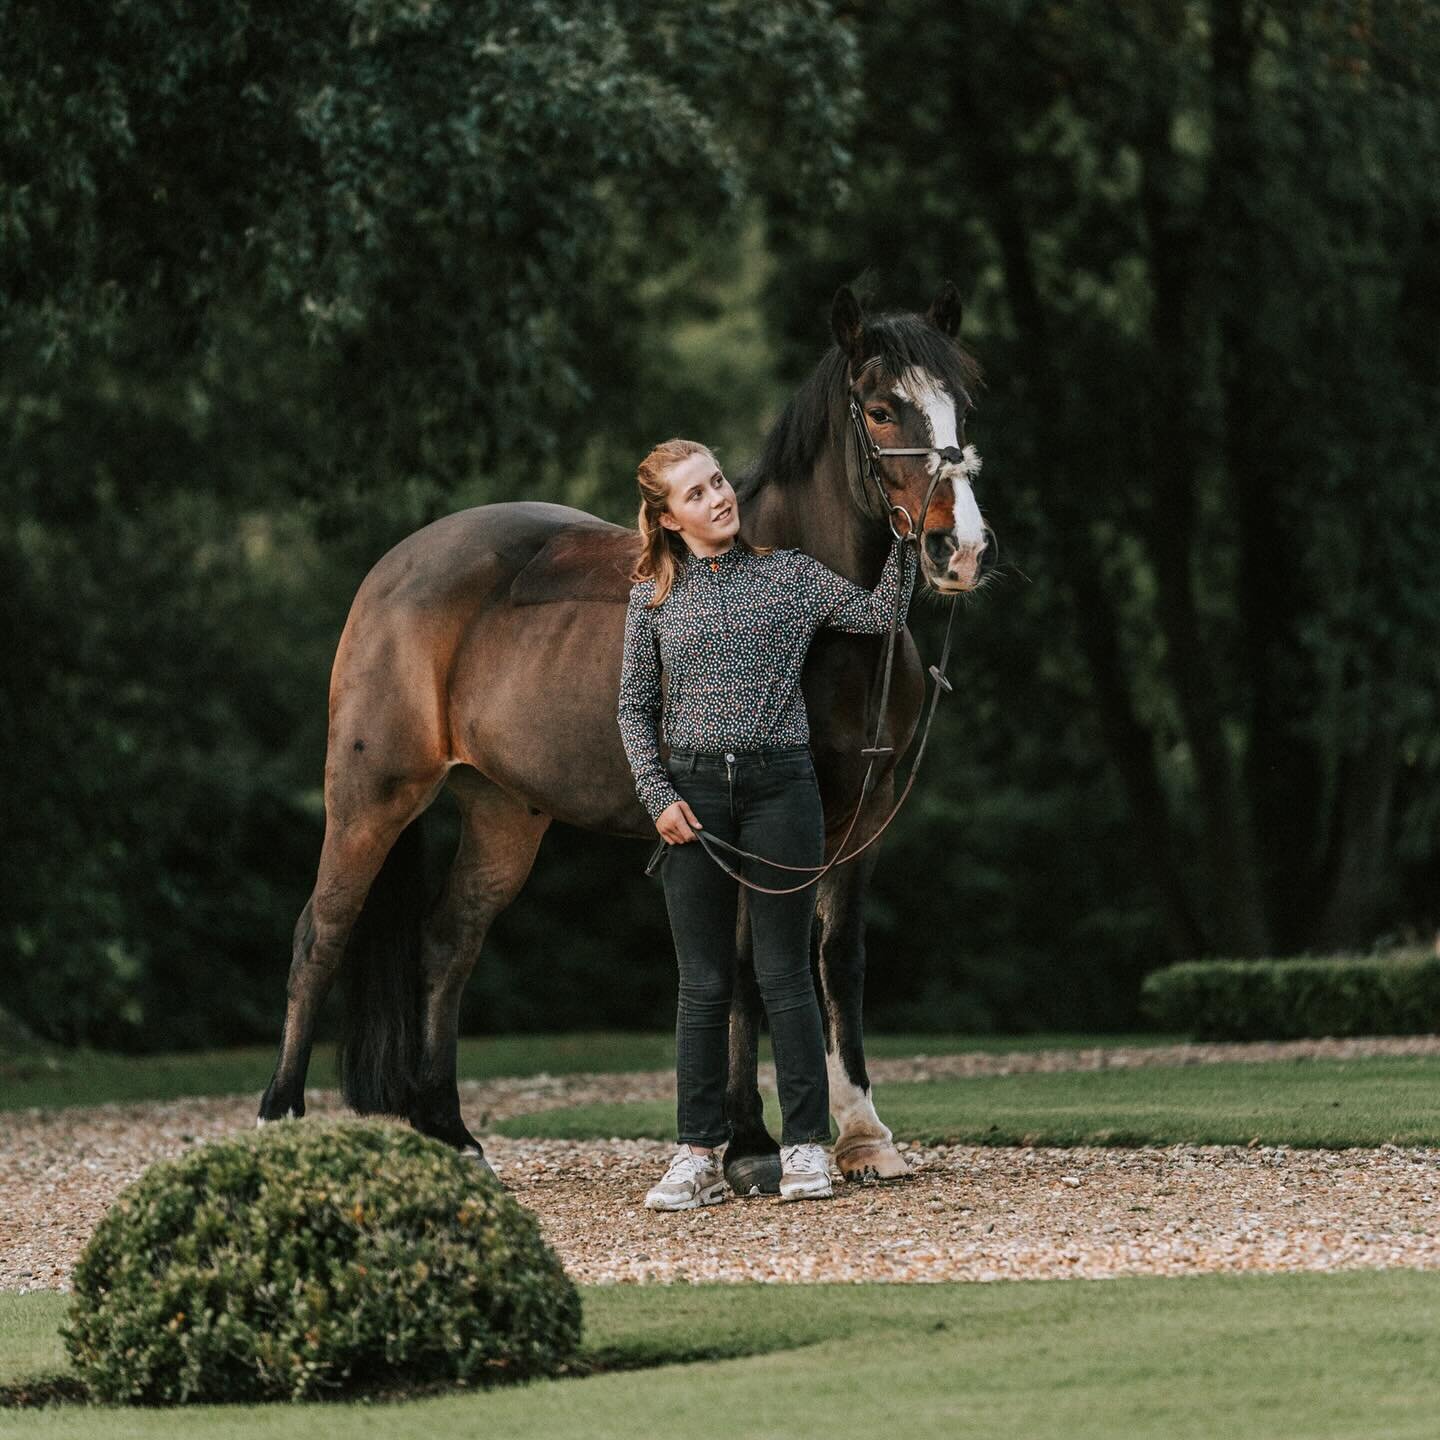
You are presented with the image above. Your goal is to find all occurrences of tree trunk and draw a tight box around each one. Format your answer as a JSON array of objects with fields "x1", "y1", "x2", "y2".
[
  {"x1": 1314, "y1": 734, "x2": 1399, "y2": 947},
  {"x1": 954, "y1": 70, "x2": 1206, "y2": 961},
  {"x1": 1205, "y1": 0, "x2": 1324, "y2": 950},
  {"x1": 1137, "y1": 87, "x2": 1272, "y2": 956}
]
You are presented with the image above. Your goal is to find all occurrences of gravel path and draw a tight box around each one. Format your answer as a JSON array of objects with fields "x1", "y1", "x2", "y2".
[
  {"x1": 5, "y1": 1036, "x2": 1440, "y2": 1292},
  {"x1": 514, "y1": 1138, "x2": 1440, "y2": 1285}
]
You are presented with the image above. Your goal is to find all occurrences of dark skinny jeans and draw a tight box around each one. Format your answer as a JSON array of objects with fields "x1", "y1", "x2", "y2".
[{"x1": 659, "y1": 744, "x2": 829, "y2": 1148}]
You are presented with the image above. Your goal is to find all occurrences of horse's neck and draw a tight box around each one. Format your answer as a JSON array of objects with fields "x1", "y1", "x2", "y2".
[{"x1": 743, "y1": 446, "x2": 890, "y2": 585}]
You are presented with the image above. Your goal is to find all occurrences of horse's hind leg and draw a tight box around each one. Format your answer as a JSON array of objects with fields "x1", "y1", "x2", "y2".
[
  {"x1": 722, "y1": 889, "x2": 783, "y2": 1195},
  {"x1": 258, "y1": 892, "x2": 329, "y2": 1123},
  {"x1": 258, "y1": 774, "x2": 442, "y2": 1124},
  {"x1": 407, "y1": 770, "x2": 550, "y2": 1162},
  {"x1": 817, "y1": 841, "x2": 910, "y2": 1182}
]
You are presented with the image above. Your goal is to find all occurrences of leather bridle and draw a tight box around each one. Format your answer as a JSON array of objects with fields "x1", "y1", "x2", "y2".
[
  {"x1": 644, "y1": 356, "x2": 969, "y2": 894},
  {"x1": 847, "y1": 354, "x2": 956, "y2": 541}
]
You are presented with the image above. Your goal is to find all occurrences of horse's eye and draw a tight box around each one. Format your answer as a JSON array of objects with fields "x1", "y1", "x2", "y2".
[{"x1": 869, "y1": 409, "x2": 892, "y2": 425}]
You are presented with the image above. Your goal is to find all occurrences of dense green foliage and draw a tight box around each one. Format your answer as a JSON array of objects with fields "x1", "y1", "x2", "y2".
[
  {"x1": 2, "y1": 0, "x2": 854, "y2": 488},
  {"x1": 767, "y1": 0, "x2": 1440, "y2": 969},
  {"x1": 11, "y1": 1276, "x2": 1440, "y2": 1437},
  {"x1": 1142, "y1": 950, "x2": 1440, "y2": 1040},
  {"x1": 62, "y1": 1121, "x2": 580, "y2": 1403},
  {"x1": 2, "y1": 1, "x2": 1435, "y2": 1051},
  {"x1": 0, "y1": 1, "x2": 855, "y2": 1049}
]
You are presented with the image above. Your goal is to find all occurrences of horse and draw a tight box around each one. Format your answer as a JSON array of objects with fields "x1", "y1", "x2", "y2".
[{"x1": 258, "y1": 282, "x2": 988, "y2": 1190}]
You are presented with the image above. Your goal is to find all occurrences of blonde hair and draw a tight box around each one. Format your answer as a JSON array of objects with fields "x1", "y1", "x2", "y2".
[{"x1": 630, "y1": 438, "x2": 772, "y2": 606}]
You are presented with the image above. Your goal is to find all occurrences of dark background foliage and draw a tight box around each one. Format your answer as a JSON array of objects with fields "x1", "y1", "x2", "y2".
[{"x1": 2, "y1": 0, "x2": 1435, "y2": 1051}]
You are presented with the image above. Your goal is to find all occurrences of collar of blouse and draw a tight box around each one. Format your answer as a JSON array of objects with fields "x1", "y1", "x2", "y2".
[{"x1": 682, "y1": 543, "x2": 745, "y2": 576}]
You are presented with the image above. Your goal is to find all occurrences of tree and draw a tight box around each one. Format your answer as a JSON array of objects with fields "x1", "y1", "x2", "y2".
[
  {"x1": 2, "y1": 0, "x2": 857, "y2": 495},
  {"x1": 766, "y1": 0, "x2": 1440, "y2": 962},
  {"x1": 0, "y1": 0, "x2": 859, "y2": 1047}
]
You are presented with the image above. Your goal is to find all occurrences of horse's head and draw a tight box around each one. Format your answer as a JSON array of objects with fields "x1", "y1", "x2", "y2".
[{"x1": 832, "y1": 284, "x2": 989, "y2": 593}]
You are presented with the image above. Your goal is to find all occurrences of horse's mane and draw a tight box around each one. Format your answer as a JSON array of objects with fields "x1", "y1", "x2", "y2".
[{"x1": 735, "y1": 312, "x2": 984, "y2": 497}]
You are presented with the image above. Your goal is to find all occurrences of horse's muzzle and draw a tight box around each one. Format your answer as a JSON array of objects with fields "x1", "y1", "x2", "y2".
[{"x1": 923, "y1": 530, "x2": 988, "y2": 591}]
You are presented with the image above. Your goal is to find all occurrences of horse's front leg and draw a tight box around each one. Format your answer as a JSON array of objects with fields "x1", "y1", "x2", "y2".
[
  {"x1": 816, "y1": 805, "x2": 910, "y2": 1183},
  {"x1": 722, "y1": 887, "x2": 782, "y2": 1195}
]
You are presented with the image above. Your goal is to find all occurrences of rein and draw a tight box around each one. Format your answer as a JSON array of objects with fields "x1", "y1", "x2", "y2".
[{"x1": 644, "y1": 357, "x2": 964, "y2": 895}]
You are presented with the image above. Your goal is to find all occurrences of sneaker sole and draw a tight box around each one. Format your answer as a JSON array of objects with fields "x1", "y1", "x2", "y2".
[
  {"x1": 645, "y1": 1182, "x2": 728, "y2": 1212},
  {"x1": 778, "y1": 1179, "x2": 834, "y2": 1202}
]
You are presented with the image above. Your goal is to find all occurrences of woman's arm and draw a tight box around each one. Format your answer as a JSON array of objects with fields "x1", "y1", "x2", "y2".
[
  {"x1": 616, "y1": 588, "x2": 684, "y2": 821},
  {"x1": 794, "y1": 534, "x2": 916, "y2": 635}
]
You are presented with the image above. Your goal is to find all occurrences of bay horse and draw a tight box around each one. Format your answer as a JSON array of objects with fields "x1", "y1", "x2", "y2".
[{"x1": 258, "y1": 283, "x2": 988, "y2": 1190}]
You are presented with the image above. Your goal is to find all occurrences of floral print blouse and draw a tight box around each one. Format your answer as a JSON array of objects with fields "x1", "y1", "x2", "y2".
[{"x1": 616, "y1": 536, "x2": 915, "y2": 820}]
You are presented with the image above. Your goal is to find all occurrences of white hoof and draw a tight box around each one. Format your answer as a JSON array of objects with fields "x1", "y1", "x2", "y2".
[{"x1": 835, "y1": 1135, "x2": 911, "y2": 1183}]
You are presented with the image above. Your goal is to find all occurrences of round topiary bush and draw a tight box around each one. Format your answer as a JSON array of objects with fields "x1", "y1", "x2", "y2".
[{"x1": 63, "y1": 1119, "x2": 581, "y2": 1404}]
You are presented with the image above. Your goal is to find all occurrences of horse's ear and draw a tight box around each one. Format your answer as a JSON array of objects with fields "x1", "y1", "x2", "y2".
[
  {"x1": 831, "y1": 285, "x2": 866, "y2": 364},
  {"x1": 927, "y1": 281, "x2": 964, "y2": 338}
]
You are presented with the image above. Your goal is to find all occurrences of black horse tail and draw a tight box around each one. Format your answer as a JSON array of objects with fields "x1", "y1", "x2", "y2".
[{"x1": 337, "y1": 818, "x2": 428, "y2": 1117}]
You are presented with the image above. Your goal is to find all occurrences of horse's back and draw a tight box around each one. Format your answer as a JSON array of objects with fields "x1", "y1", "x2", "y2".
[{"x1": 355, "y1": 501, "x2": 640, "y2": 612}]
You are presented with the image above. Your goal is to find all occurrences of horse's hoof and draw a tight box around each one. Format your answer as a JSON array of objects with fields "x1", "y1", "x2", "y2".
[
  {"x1": 463, "y1": 1147, "x2": 504, "y2": 1187},
  {"x1": 835, "y1": 1138, "x2": 911, "y2": 1184},
  {"x1": 724, "y1": 1152, "x2": 781, "y2": 1196}
]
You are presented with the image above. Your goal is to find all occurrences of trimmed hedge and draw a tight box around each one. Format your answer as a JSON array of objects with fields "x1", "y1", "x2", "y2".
[
  {"x1": 63, "y1": 1120, "x2": 580, "y2": 1404},
  {"x1": 1141, "y1": 951, "x2": 1440, "y2": 1041}
]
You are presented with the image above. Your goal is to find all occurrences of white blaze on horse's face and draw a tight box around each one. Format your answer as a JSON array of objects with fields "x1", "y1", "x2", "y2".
[{"x1": 896, "y1": 366, "x2": 986, "y2": 589}]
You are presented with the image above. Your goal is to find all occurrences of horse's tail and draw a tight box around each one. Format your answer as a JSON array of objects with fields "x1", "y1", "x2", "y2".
[{"x1": 337, "y1": 818, "x2": 428, "y2": 1117}]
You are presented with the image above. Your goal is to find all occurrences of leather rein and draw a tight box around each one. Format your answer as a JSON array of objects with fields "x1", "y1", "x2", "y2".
[{"x1": 645, "y1": 357, "x2": 966, "y2": 895}]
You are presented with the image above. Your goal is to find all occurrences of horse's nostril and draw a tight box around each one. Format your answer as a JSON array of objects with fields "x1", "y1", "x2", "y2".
[{"x1": 923, "y1": 531, "x2": 955, "y2": 566}]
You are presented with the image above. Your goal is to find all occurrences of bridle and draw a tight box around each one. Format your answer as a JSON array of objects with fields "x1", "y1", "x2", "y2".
[
  {"x1": 847, "y1": 354, "x2": 959, "y2": 542},
  {"x1": 644, "y1": 355, "x2": 974, "y2": 894}
]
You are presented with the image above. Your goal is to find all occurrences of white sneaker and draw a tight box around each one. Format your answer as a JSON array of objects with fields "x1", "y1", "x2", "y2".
[
  {"x1": 644, "y1": 1147, "x2": 727, "y2": 1211},
  {"x1": 779, "y1": 1142, "x2": 834, "y2": 1201}
]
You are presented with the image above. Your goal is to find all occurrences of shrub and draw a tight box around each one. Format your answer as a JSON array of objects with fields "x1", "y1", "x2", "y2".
[
  {"x1": 1140, "y1": 951, "x2": 1440, "y2": 1041},
  {"x1": 63, "y1": 1120, "x2": 580, "y2": 1404}
]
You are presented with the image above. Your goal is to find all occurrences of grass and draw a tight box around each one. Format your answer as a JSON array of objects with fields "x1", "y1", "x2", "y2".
[
  {"x1": 0, "y1": 1032, "x2": 1165, "y2": 1113},
  {"x1": 0, "y1": 1294, "x2": 68, "y2": 1387},
  {"x1": 6, "y1": 1273, "x2": 1440, "y2": 1436},
  {"x1": 493, "y1": 1056, "x2": 1440, "y2": 1149}
]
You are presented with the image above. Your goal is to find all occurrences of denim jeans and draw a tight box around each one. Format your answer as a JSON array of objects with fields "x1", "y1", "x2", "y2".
[{"x1": 659, "y1": 744, "x2": 829, "y2": 1147}]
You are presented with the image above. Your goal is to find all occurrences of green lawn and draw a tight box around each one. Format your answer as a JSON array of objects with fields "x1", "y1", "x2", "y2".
[
  {"x1": 493, "y1": 1056, "x2": 1440, "y2": 1149},
  {"x1": 0, "y1": 1295, "x2": 68, "y2": 1388},
  {"x1": 6, "y1": 1273, "x2": 1440, "y2": 1437},
  {"x1": 0, "y1": 1033, "x2": 1164, "y2": 1113}
]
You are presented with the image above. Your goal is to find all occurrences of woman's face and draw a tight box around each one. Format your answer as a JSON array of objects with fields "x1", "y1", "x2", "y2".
[{"x1": 658, "y1": 451, "x2": 741, "y2": 551}]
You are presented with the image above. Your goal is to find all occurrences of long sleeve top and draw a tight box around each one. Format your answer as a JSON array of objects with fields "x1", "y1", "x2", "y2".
[{"x1": 616, "y1": 536, "x2": 915, "y2": 820}]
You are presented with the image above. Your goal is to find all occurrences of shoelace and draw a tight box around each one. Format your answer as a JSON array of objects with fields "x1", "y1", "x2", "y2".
[
  {"x1": 781, "y1": 1144, "x2": 826, "y2": 1175},
  {"x1": 660, "y1": 1149, "x2": 709, "y2": 1184}
]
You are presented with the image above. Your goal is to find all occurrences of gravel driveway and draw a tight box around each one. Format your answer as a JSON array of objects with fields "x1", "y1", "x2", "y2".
[{"x1": 5, "y1": 1037, "x2": 1439, "y2": 1291}]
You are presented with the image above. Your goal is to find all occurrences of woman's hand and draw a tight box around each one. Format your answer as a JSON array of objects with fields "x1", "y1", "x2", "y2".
[{"x1": 656, "y1": 799, "x2": 704, "y2": 844}]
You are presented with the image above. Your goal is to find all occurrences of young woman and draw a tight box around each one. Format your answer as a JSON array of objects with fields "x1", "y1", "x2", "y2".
[{"x1": 617, "y1": 437, "x2": 915, "y2": 1210}]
